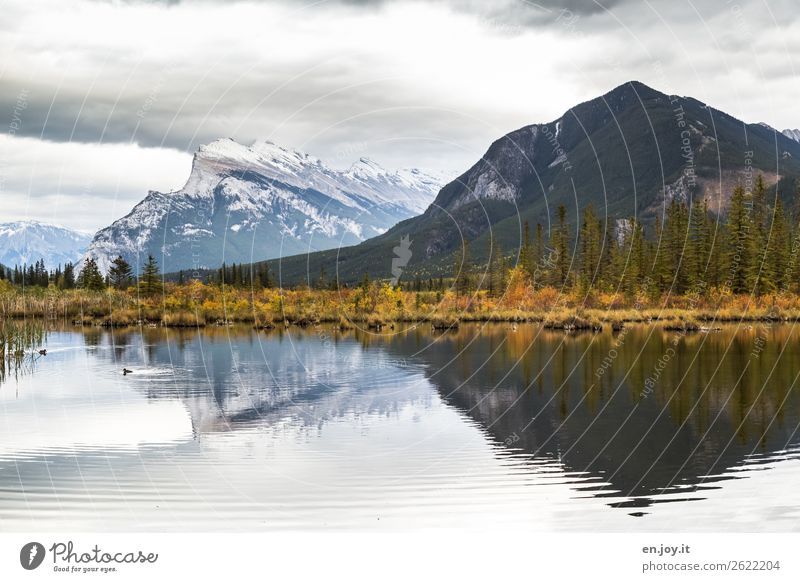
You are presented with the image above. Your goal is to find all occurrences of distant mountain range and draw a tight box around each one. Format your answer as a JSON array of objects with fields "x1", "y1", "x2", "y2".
[
  {"x1": 0, "y1": 221, "x2": 91, "y2": 269},
  {"x1": 251, "y1": 81, "x2": 800, "y2": 285},
  {"x1": 81, "y1": 139, "x2": 444, "y2": 274}
]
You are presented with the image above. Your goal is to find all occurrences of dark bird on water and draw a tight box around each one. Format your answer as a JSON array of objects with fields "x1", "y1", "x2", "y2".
[
  {"x1": 38, "y1": 349, "x2": 47, "y2": 356},
  {"x1": 123, "y1": 368, "x2": 133, "y2": 375}
]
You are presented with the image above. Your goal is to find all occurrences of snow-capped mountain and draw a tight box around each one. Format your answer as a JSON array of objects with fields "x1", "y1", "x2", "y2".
[
  {"x1": 0, "y1": 221, "x2": 92, "y2": 268},
  {"x1": 784, "y1": 129, "x2": 800, "y2": 143},
  {"x1": 82, "y1": 139, "x2": 443, "y2": 274}
]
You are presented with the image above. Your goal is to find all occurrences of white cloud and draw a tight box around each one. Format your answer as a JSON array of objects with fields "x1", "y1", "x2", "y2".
[{"x1": 0, "y1": 135, "x2": 191, "y2": 232}]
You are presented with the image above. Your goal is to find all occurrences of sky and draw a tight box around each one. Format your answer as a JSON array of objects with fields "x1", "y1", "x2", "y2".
[{"x1": 1, "y1": 0, "x2": 798, "y2": 232}]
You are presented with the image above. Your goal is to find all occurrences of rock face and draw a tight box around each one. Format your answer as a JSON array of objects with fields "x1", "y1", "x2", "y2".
[
  {"x1": 81, "y1": 139, "x2": 442, "y2": 274},
  {"x1": 0, "y1": 221, "x2": 91, "y2": 269}
]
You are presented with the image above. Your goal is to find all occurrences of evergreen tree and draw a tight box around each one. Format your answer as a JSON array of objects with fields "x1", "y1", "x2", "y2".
[
  {"x1": 687, "y1": 196, "x2": 711, "y2": 290},
  {"x1": 138, "y1": 255, "x2": 163, "y2": 296},
  {"x1": 519, "y1": 221, "x2": 533, "y2": 277},
  {"x1": 751, "y1": 174, "x2": 771, "y2": 293},
  {"x1": 109, "y1": 255, "x2": 134, "y2": 290},
  {"x1": 628, "y1": 219, "x2": 647, "y2": 296},
  {"x1": 724, "y1": 185, "x2": 756, "y2": 294},
  {"x1": 218, "y1": 262, "x2": 226, "y2": 287},
  {"x1": 578, "y1": 204, "x2": 602, "y2": 292},
  {"x1": 487, "y1": 238, "x2": 507, "y2": 297},
  {"x1": 77, "y1": 258, "x2": 105, "y2": 291},
  {"x1": 259, "y1": 263, "x2": 272, "y2": 289},
  {"x1": 549, "y1": 205, "x2": 571, "y2": 286},
  {"x1": 453, "y1": 240, "x2": 472, "y2": 296},
  {"x1": 533, "y1": 222, "x2": 545, "y2": 269},
  {"x1": 62, "y1": 262, "x2": 76, "y2": 289},
  {"x1": 752, "y1": 174, "x2": 768, "y2": 241},
  {"x1": 765, "y1": 198, "x2": 790, "y2": 293},
  {"x1": 706, "y1": 211, "x2": 724, "y2": 290}
]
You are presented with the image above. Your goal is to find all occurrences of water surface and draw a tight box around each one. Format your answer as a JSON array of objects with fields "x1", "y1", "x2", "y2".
[{"x1": 2, "y1": 322, "x2": 799, "y2": 531}]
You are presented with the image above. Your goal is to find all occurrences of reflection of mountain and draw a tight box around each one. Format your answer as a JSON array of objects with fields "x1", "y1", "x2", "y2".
[
  {"x1": 373, "y1": 324, "x2": 800, "y2": 507},
  {"x1": 102, "y1": 327, "x2": 431, "y2": 435}
]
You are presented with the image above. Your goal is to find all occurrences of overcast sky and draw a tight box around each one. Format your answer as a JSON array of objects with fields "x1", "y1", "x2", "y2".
[{"x1": 1, "y1": 0, "x2": 798, "y2": 232}]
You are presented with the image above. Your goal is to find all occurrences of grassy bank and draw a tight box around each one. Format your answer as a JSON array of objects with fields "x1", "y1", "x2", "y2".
[{"x1": 3, "y1": 278, "x2": 800, "y2": 331}]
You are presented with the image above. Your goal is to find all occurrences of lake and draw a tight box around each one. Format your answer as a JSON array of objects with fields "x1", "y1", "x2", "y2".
[{"x1": 2, "y1": 321, "x2": 800, "y2": 531}]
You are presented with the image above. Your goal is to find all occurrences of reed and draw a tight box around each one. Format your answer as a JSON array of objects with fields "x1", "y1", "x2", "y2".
[{"x1": 0, "y1": 320, "x2": 46, "y2": 384}]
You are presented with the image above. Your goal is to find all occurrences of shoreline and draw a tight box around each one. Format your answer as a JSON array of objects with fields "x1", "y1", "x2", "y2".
[
  {"x1": 2, "y1": 308, "x2": 795, "y2": 331},
  {"x1": 3, "y1": 285, "x2": 799, "y2": 332}
]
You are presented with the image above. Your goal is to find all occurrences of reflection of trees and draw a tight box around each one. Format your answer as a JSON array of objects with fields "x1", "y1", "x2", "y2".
[{"x1": 376, "y1": 323, "x2": 800, "y2": 505}]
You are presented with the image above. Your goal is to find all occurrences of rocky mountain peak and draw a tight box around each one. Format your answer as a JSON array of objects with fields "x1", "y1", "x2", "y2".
[{"x1": 81, "y1": 139, "x2": 443, "y2": 274}]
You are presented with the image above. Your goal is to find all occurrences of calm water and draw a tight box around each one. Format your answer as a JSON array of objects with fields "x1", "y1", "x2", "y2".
[{"x1": 2, "y1": 322, "x2": 800, "y2": 531}]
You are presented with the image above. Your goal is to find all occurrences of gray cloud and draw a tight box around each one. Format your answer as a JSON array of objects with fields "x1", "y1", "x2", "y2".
[{"x1": 1, "y1": 0, "x2": 799, "y2": 232}]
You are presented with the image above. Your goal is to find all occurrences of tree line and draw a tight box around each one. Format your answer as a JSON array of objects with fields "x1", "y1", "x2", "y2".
[
  {"x1": 0, "y1": 255, "x2": 164, "y2": 295},
  {"x1": 0, "y1": 254, "x2": 279, "y2": 294},
  {"x1": 455, "y1": 175, "x2": 800, "y2": 298},
  {"x1": 3, "y1": 174, "x2": 797, "y2": 300}
]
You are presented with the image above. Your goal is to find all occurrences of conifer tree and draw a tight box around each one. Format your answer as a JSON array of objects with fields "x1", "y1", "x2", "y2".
[
  {"x1": 519, "y1": 221, "x2": 533, "y2": 278},
  {"x1": 550, "y1": 205, "x2": 571, "y2": 286},
  {"x1": 578, "y1": 204, "x2": 602, "y2": 292},
  {"x1": 724, "y1": 185, "x2": 756, "y2": 294},
  {"x1": 687, "y1": 196, "x2": 711, "y2": 290},
  {"x1": 454, "y1": 240, "x2": 472, "y2": 295},
  {"x1": 534, "y1": 223, "x2": 545, "y2": 267},
  {"x1": 138, "y1": 255, "x2": 163, "y2": 296},
  {"x1": 628, "y1": 219, "x2": 647, "y2": 296},
  {"x1": 259, "y1": 263, "x2": 272, "y2": 288},
  {"x1": 765, "y1": 198, "x2": 790, "y2": 293},
  {"x1": 109, "y1": 255, "x2": 134, "y2": 290},
  {"x1": 488, "y1": 239, "x2": 507, "y2": 297},
  {"x1": 62, "y1": 262, "x2": 76, "y2": 289},
  {"x1": 77, "y1": 258, "x2": 105, "y2": 291}
]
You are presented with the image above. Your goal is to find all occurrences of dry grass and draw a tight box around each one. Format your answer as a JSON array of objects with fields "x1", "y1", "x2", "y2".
[{"x1": 3, "y1": 281, "x2": 800, "y2": 329}]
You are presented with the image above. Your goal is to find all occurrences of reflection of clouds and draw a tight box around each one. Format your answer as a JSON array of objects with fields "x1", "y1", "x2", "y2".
[
  {"x1": 0, "y1": 331, "x2": 194, "y2": 456},
  {"x1": 0, "y1": 400, "x2": 192, "y2": 458}
]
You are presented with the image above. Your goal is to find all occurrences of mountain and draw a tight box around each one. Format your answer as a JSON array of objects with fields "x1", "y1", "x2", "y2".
[
  {"x1": 81, "y1": 139, "x2": 443, "y2": 274},
  {"x1": 0, "y1": 221, "x2": 92, "y2": 269},
  {"x1": 784, "y1": 129, "x2": 800, "y2": 143},
  {"x1": 251, "y1": 80, "x2": 800, "y2": 285}
]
